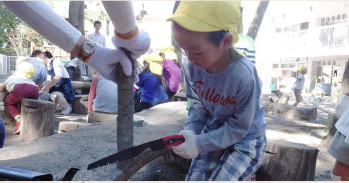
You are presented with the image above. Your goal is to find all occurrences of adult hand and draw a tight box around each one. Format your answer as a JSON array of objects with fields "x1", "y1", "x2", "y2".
[
  {"x1": 112, "y1": 28, "x2": 151, "y2": 59},
  {"x1": 87, "y1": 45, "x2": 133, "y2": 83},
  {"x1": 172, "y1": 130, "x2": 199, "y2": 159}
]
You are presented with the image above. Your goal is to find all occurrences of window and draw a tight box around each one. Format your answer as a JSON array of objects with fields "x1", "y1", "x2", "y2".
[
  {"x1": 337, "y1": 15, "x2": 341, "y2": 20},
  {"x1": 328, "y1": 61, "x2": 331, "y2": 65},
  {"x1": 333, "y1": 61, "x2": 336, "y2": 65},
  {"x1": 276, "y1": 28, "x2": 282, "y2": 33},
  {"x1": 321, "y1": 18, "x2": 325, "y2": 26},
  {"x1": 300, "y1": 22, "x2": 309, "y2": 30},
  {"x1": 273, "y1": 64, "x2": 279, "y2": 68},
  {"x1": 284, "y1": 26, "x2": 290, "y2": 32}
]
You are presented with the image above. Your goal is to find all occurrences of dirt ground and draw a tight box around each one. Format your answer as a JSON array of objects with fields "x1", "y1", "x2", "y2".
[{"x1": 2, "y1": 94, "x2": 337, "y2": 181}]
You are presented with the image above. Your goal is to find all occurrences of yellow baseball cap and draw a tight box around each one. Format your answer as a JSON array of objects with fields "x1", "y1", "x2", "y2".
[
  {"x1": 167, "y1": 1, "x2": 241, "y2": 44},
  {"x1": 144, "y1": 53, "x2": 164, "y2": 75},
  {"x1": 15, "y1": 61, "x2": 35, "y2": 79},
  {"x1": 163, "y1": 51, "x2": 178, "y2": 61},
  {"x1": 299, "y1": 66, "x2": 307, "y2": 72},
  {"x1": 160, "y1": 45, "x2": 176, "y2": 54}
]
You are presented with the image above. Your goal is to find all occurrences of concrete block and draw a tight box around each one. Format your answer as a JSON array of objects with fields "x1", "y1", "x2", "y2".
[{"x1": 58, "y1": 121, "x2": 91, "y2": 133}]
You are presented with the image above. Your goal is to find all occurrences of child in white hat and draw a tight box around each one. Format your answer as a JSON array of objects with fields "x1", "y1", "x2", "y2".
[{"x1": 168, "y1": 1, "x2": 266, "y2": 181}]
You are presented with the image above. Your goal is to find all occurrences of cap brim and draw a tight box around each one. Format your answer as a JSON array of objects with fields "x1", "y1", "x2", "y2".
[{"x1": 167, "y1": 13, "x2": 220, "y2": 33}]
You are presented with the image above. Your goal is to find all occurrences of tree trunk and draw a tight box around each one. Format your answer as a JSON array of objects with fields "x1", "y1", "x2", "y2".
[
  {"x1": 71, "y1": 81, "x2": 91, "y2": 90},
  {"x1": 247, "y1": 1, "x2": 269, "y2": 40},
  {"x1": 116, "y1": 54, "x2": 134, "y2": 170},
  {"x1": 69, "y1": 1, "x2": 85, "y2": 59},
  {"x1": 20, "y1": 99, "x2": 55, "y2": 142},
  {"x1": 256, "y1": 140, "x2": 319, "y2": 181}
]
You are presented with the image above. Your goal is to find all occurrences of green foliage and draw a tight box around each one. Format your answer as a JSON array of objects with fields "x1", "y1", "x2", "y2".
[
  {"x1": 0, "y1": 2, "x2": 50, "y2": 55},
  {"x1": 84, "y1": 2, "x2": 108, "y2": 24}
]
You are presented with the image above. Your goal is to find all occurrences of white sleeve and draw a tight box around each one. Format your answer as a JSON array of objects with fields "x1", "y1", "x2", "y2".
[
  {"x1": 53, "y1": 60, "x2": 63, "y2": 77},
  {"x1": 3, "y1": 1, "x2": 82, "y2": 53},
  {"x1": 102, "y1": 1, "x2": 136, "y2": 34}
]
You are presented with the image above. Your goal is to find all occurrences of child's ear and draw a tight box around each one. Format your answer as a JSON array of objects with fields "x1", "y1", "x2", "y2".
[{"x1": 222, "y1": 34, "x2": 233, "y2": 50}]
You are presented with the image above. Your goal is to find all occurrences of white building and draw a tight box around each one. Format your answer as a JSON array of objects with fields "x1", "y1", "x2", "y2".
[{"x1": 256, "y1": 1, "x2": 349, "y2": 95}]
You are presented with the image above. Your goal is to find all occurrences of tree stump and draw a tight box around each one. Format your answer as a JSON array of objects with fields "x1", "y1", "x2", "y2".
[
  {"x1": 72, "y1": 95, "x2": 88, "y2": 114},
  {"x1": 271, "y1": 89, "x2": 289, "y2": 104},
  {"x1": 20, "y1": 99, "x2": 55, "y2": 142},
  {"x1": 256, "y1": 140, "x2": 319, "y2": 181},
  {"x1": 262, "y1": 101, "x2": 317, "y2": 121}
]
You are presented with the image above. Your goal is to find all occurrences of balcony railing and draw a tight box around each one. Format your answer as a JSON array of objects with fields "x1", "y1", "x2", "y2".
[{"x1": 273, "y1": 22, "x2": 349, "y2": 57}]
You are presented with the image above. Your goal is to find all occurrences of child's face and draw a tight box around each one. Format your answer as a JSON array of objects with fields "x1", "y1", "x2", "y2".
[{"x1": 173, "y1": 23, "x2": 231, "y2": 72}]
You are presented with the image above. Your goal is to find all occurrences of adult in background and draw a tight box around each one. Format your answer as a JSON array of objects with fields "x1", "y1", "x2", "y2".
[
  {"x1": 87, "y1": 20, "x2": 107, "y2": 77},
  {"x1": 41, "y1": 51, "x2": 75, "y2": 115}
]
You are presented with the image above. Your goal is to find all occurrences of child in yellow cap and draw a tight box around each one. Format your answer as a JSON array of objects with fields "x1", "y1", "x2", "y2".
[
  {"x1": 292, "y1": 66, "x2": 307, "y2": 106},
  {"x1": 134, "y1": 53, "x2": 167, "y2": 112},
  {"x1": 167, "y1": 1, "x2": 266, "y2": 181},
  {"x1": 0, "y1": 60, "x2": 40, "y2": 134}
]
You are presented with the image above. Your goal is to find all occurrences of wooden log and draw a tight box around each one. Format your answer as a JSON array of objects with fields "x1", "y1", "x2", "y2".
[
  {"x1": 72, "y1": 95, "x2": 88, "y2": 114},
  {"x1": 20, "y1": 99, "x2": 55, "y2": 142},
  {"x1": 323, "y1": 113, "x2": 338, "y2": 145},
  {"x1": 262, "y1": 101, "x2": 317, "y2": 121},
  {"x1": 271, "y1": 89, "x2": 289, "y2": 104},
  {"x1": 87, "y1": 111, "x2": 116, "y2": 123},
  {"x1": 71, "y1": 81, "x2": 91, "y2": 90},
  {"x1": 256, "y1": 140, "x2": 319, "y2": 181},
  {"x1": 260, "y1": 94, "x2": 278, "y2": 103}
]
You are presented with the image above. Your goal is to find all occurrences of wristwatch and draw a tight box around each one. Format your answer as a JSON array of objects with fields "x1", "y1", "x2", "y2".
[{"x1": 79, "y1": 40, "x2": 96, "y2": 62}]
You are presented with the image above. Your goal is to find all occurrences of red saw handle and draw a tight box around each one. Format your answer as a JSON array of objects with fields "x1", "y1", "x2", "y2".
[{"x1": 161, "y1": 135, "x2": 185, "y2": 149}]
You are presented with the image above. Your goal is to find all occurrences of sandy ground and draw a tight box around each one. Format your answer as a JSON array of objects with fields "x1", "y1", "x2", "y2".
[{"x1": 1, "y1": 95, "x2": 338, "y2": 181}]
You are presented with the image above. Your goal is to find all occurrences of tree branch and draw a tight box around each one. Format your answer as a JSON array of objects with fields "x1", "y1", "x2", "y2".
[{"x1": 114, "y1": 148, "x2": 171, "y2": 181}]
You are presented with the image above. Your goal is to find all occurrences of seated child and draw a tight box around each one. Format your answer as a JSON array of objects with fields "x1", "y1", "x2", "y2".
[{"x1": 0, "y1": 61, "x2": 39, "y2": 134}]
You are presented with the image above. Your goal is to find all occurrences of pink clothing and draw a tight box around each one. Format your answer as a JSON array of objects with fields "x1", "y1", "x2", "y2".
[
  {"x1": 5, "y1": 83, "x2": 39, "y2": 118},
  {"x1": 88, "y1": 74, "x2": 100, "y2": 112},
  {"x1": 162, "y1": 60, "x2": 181, "y2": 92}
]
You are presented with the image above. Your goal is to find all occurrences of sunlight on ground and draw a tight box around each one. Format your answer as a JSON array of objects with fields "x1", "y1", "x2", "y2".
[{"x1": 266, "y1": 129, "x2": 323, "y2": 146}]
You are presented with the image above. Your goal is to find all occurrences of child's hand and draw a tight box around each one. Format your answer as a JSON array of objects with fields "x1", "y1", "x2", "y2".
[{"x1": 172, "y1": 130, "x2": 199, "y2": 159}]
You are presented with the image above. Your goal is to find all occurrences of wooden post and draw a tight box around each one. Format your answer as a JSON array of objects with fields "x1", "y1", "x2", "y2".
[
  {"x1": 20, "y1": 99, "x2": 55, "y2": 142},
  {"x1": 116, "y1": 49, "x2": 134, "y2": 170},
  {"x1": 256, "y1": 140, "x2": 319, "y2": 181}
]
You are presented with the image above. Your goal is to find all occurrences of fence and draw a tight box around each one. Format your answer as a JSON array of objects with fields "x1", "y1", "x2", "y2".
[{"x1": 0, "y1": 55, "x2": 18, "y2": 75}]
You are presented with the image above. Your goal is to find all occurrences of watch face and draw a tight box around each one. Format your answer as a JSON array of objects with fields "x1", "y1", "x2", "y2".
[{"x1": 83, "y1": 42, "x2": 95, "y2": 55}]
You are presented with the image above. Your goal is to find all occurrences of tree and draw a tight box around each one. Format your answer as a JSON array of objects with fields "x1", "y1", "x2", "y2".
[
  {"x1": 247, "y1": 1, "x2": 270, "y2": 40},
  {"x1": 69, "y1": 1, "x2": 84, "y2": 59},
  {"x1": 0, "y1": 2, "x2": 48, "y2": 56}
]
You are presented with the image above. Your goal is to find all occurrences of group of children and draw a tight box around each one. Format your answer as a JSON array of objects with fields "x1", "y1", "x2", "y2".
[
  {"x1": 2, "y1": 0, "x2": 269, "y2": 180},
  {"x1": 134, "y1": 46, "x2": 181, "y2": 112},
  {"x1": 0, "y1": 50, "x2": 75, "y2": 135}
]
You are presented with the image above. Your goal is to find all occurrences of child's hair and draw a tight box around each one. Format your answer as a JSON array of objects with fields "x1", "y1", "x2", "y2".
[
  {"x1": 30, "y1": 50, "x2": 42, "y2": 57},
  {"x1": 94, "y1": 21, "x2": 102, "y2": 26},
  {"x1": 44, "y1": 51, "x2": 53, "y2": 59},
  {"x1": 208, "y1": 30, "x2": 228, "y2": 46}
]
